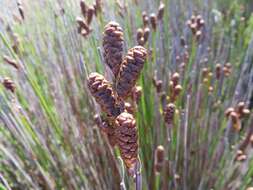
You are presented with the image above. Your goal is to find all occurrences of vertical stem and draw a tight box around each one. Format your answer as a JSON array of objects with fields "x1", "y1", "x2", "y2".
[{"x1": 183, "y1": 95, "x2": 190, "y2": 190}]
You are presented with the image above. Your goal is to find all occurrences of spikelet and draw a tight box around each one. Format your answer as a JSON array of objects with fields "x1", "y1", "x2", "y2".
[
  {"x1": 103, "y1": 21, "x2": 124, "y2": 77},
  {"x1": 87, "y1": 72, "x2": 121, "y2": 117},
  {"x1": 116, "y1": 46, "x2": 147, "y2": 99},
  {"x1": 115, "y1": 112, "x2": 138, "y2": 175}
]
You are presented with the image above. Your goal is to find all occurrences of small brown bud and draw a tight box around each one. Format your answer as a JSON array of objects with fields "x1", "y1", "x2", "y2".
[
  {"x1": 2, "y1": 78, "x2": 15, "y2": 93},
  {"x1": 76, "y1": 17, "x2": 90, "y2": 31},
  {"x1": 143, "y1": 27, "x2": 150, "y2": 42},
  {"x1": 150, "y1": 13, "x2": 157, "y2": 30},
  {"x1": 87, "y1": 6, "x2": 94, "y2": 25},
  {"x1": 18, "y1": 5, "x2": 24, "y2": 20},
  {"x1": 136, "y1": 28, "x2": 143, "y2": 39},
  {"x1": 180, "y1": 36, "x2": 186, "y2": 47},
  {"x1": 142, "y1": 12, "x2": 149, "y2": 27},
  {"x1": 80, "y1": 0, "x2": 87, "y2": 17},
  {"x1": 171, "y1": 72, "x2": 180, "y2": 86},
  {"x1": 174, "y1": 85, "x2": 182, "y2": 96},
  {"x1": 155, "y1": 145, "x2": 165, "y2": 173},
  {"x1": 202, "y1": 68, "x2": 209, "y2": 78},
  {"x1": 157, "y1": 3, "x2": 165, "y2": 20},
  {"x1": 215, "y1": 64, "x2": 221, "y2": 79},
  {"x1": 3, "y1": 55, "x2": 19, "y2": 69}
]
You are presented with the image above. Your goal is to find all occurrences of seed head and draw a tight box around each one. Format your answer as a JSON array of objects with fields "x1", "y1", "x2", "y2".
[
  {"x1": 116, "y1": 46, "x2": 147, "y2": 99},
  {"x1": 155, "y1": 145, "x2": 165, "y2": 173},
  {"x1": 115, "y1": 112, "x2": 138, "y2": 175},
  {"x1": 150, "y1": 13, "x2": 157, "y2": 30},
  {"x1": 164, "y1": 103, "x2": 175, "y2": 126},
  {"x1": 103, "y1": 21, "x2": 124, "y2": 77},
  {"x1": 87, "y1": 6, "x2": 94, "y2": 25},
  {"x1": 80, "y1": 0, "x2": 87, "y2": 17},
  {"x1": 87, "y1": 72, "x2": 121, "y2": 117},
  {"x1": 215, "y1": 64, "x2": 221, "y2": 79},
  {"x1": 157, "y1": 2, "x2": 165, "y2": 20},
  {"x1": 142, "y1": 11, "x2": 149, "y2": 27}
]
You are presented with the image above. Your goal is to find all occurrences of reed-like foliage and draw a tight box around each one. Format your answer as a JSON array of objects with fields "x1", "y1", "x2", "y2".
[{"x1": 0, "y1": 0, "x2": 253, "y2": 189}]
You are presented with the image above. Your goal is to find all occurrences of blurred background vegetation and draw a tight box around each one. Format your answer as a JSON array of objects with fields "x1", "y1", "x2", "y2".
[{"x1": 0, "y1": 0, "x2": 253, "y2": 189}]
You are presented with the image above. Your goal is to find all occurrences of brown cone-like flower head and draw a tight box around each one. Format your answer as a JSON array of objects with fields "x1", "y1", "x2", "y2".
[
  {"x1": 115, "y1": 112, "x2": 138, "y2": 174},
  {"x1": 164, "y1": 103, "x2": 175, "y2": 126},
  {"x1": 87, "y1": 73, "x2": 121, "y2": 117},
  {"x1": 116, "y1": 46, "x2": 147, "y2": 99},
  {"x1": 103, "y1": 21, "x2": 124, "y2": 77}
]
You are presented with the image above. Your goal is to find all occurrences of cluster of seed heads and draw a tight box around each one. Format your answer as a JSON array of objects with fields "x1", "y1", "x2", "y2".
[
  {"x1": 225, "y1": 102, "x2": 250, "y2": 131},
  {"x1": 141, "y1": 2, "x2": 165, "y2": 31},
  {"x1": 87, "y1": 21, "x2": 148, "y2": 174},
  {"x1": 215, "y1": 63, "x2": 232, "y2": 79},
  {"x1": 186, "y1": 14, "x2": 205, "y2": 39},
  {"x1": 136, "y1": 2, "x2": 165, "y2": 46},
  {"x1": 77, "y1": 0, "x2": 102, "y2": 37},
  {"x1": 169, "y1": 72, "x2": 182, "y2": 102},
  {"x1": 136, "y1": 27, "x2": 150, "y2": 46}
]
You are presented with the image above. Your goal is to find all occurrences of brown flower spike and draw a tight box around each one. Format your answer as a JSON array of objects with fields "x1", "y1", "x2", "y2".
[
  {"x1": 116, "y1": 46, "x2": 147, "y2": 99},
  {"x1": 115, "y1": 112, "x2": 138, "y2": 174},
  {"x1": 87, "y1": 73, "x2": 121, "y2": 117},
  {"x1": 164, "y1": 103, "x2": 176, "y2": 126},
  {"x1": 103, "y1": 21, "x2": 124, "y2": 77}
]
